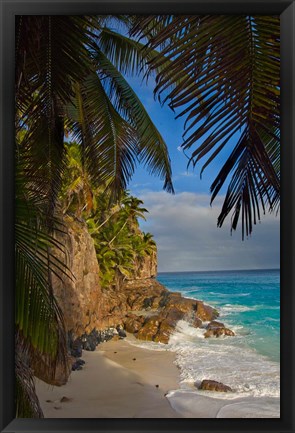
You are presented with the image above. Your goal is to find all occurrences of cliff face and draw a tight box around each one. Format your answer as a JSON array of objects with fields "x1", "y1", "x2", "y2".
[
  {"x1": 131, "y1": 252, "x2": 157, "y2": 279},
  {"x1": 52, "y1": 215, "x2": 104, "y2": 337},
  {"x1": 52, "y1": 216, "x2": 219, "y2": 340},
  {"x1": 51, "y1": 216, "x2": 158, "y2": 339},
  {"x1": 47, "y1": 215, "x2": 232, "y2": 385}
]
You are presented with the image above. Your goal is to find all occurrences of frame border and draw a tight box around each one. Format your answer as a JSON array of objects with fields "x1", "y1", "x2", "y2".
[{"x1": 1, "y1": 1, "x2": 294, "y2": 432}]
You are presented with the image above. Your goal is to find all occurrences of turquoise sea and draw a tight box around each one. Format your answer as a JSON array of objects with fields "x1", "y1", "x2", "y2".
[
  {"x1": 158, "y1": 269, "x2": 280, "y2": 363},
  {"x1": 131, "y1": 269, "x2": 280, "y2": 415}
]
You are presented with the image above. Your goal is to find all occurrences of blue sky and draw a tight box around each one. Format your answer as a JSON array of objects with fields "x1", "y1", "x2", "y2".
[
  {"x1": 126, "y1": 75, "x2": 232, "y2": 196},
  {"x1": 124, "y1": 75, "x2": 280, "y2": 272}
]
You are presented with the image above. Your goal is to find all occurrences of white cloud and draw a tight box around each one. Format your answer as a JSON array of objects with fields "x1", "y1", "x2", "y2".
[
  {"x1": 178, "y1": 171, "x2": 198, "y2": 178},
  {"x1": 138, "y1": 191, "x2": 280, "y2": 272}
]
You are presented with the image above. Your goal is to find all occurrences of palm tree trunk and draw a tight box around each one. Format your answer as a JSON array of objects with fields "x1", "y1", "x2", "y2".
[{"x1": 109, "y1": 218, "x2": 129, "y2": 245}]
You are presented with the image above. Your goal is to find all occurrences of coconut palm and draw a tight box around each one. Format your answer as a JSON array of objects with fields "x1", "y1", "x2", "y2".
[
  {"x1": 15, "y1": 15, "x2": 174, "y2": 416},
  {"x1": 111, "y1": 194, "x2": 148, "y2": 241},
  {"x1": 15, "y1": 131, "x2": 69, "y2": 417},
  {"x1": 16, "y1": 16, "x2": 173, "y2": 201},
  {"x1": 15, "y1": 14, "x2": 280, "y2": 416},
  {"x1": 86, "y1": 189, "x2": 150, "y2": 287},
  {"x1": 130, "y1": 15, "x2": 280, "y2": 238},
  {"x1": 141, "y1": 232, "x2": 157, "y2": 256},
  {"x1": 130, "y1": 232, "x2": 157, "y2": 270},
  {"x1": 93, "y1": 218, "x2": 135, "y2": 287},
  {"x1": 59, "y1": 143, "x2": 96, "y2": 218}
]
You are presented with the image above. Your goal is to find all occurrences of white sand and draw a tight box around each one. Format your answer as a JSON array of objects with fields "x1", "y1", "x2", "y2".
[
  {"x1": 167, "y1": 389, "x2": 280, "y2": 418},
  {"x1": 35, "y1": 336, "x2": 280, "y2": 418},
  {"x1": 35, "y1": 336, "x2": 182, "y2": 418}
]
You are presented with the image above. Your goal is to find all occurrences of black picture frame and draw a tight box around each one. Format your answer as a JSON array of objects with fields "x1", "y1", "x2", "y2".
[{"x1": 0, "y1": 1, "x2": 294, "y2": 432}]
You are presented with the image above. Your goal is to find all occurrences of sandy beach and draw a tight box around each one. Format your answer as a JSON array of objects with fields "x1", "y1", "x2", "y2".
[
  {"x1": 35, "y1": 336, "x2": 182, "y2": 418},
  {"x1": 35, "y1": 335, "x2": 280, "y2": 418}
]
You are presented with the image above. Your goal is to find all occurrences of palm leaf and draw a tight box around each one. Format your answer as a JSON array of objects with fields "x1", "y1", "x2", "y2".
[
  {"x1": 131, "y1": 15, "x2": 280, "y2": 236},
  {"x1": 15, "y1": 14, "x2": 176, "y2": 416},
  {"x1": 15, "y1": 335, "x2": 44, "y2": 418},
  {"x1": 15, "y1": 150, "x2": 70, "y2": 386},
  {"x1": 91, "y1": 45, "x2": 174, "y2": 192},
  {"x1": 67, "y1": 71, "x2": 138, "y2": 199}
]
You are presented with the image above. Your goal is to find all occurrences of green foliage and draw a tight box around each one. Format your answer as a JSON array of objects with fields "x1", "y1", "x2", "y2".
[
  {"x1": 59, "y1": 143, "x2": 96, "y2": 217},
  {"x1": 15, "y1": 14, "x2": 280, "y2": 418},
  {"x1": 15, "y1": 334, "x2": 44, "y2": 418},
  {"x1": 15, "y1": 130, "x2": 69, "y2": 418},
  {"x1": 16, "y1": 15, "x2": 173, "y2": 203},
  {"x1": 61, "y1": 142, "x2": 157, "y2": 289},
  {"x1": 131, "y1": 15, "x2": 280, "y2": 238},
  {"x1": 87, "y1": 188, "x2": 156, "y2": 288},
  {"x1": 16, "y1": 15, "x2": 171, "y2": 417}
]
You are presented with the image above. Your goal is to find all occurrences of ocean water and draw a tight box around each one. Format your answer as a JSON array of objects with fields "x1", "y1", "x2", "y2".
[
  {"x1": 130, "y1": 269, "x2": 280, "y2": 417},
  {"x1": 158, "y1": 269, "x2": 280, "y2": 363}
]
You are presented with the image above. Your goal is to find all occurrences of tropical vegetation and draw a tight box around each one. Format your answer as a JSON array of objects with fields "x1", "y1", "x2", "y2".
[
  {"x1": 60, "y1": 142, "x2": 156, "y2": 289},
  {"x1": 15, "y1": 15, "x2": 280, "y2": 416}
]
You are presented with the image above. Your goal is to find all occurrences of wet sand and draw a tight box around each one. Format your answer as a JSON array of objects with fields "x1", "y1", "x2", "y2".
[
  {"x1": 35, "y1": 336, "x2": 182, "y2": 418},
  {"x1": 35, "y1": 336, "x2": 280, "y2": 418}
]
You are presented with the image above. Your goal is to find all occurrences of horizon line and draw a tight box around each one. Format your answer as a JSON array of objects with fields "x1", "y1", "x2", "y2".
[{"x1": 157, "y1": 267, "x2": 280, "y2": 274}]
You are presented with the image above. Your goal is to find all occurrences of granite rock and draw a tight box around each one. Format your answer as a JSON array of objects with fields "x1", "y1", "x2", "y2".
[{"x1": 199, "y1": 380, "x2": 233, "y2": 392}]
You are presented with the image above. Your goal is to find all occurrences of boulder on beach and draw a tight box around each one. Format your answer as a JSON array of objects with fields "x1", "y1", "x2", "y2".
[
  {"x1": 204, "y1": 321, "x2": 235, "y2": 338},
  {"x1": 198, "y1": 379, "x2": 233, "y2": 392}
]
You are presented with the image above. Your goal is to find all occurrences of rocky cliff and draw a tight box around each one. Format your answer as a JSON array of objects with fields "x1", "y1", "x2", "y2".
[
  {"x1": 131, "y1": 252, "x2": 157, "y2": 279},
  {"x1": 52, "y1": 216, "x2": 234, "y2": 341},
  {"x1": 51, "y1": 215, "x2": 104, "y2": 337},
  {"x1": 47, "y1": 215, "x2": 234, "y2": 384},
  {"x1": 51, "y1": 216, "x2": 160, "y2": 339}
]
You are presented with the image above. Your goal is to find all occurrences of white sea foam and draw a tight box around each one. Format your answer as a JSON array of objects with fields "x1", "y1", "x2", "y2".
[
  {"x1": 168, "y1": 321, "x2": 280, "y2": 399},
  {"x1": 215, "y1": 398, "x2": 280, "y2": 418},
  {"x1": 209, "y1": 292, "x2": 250, "y2": 298},
  {"x1": 228, "y1": 324, "x2": 250, "y2": 336},
  {"x1": 219, "y1": 304, "x2": 258, "y2": 314},
  {"x1": 166, "y1": 389, "x2": 280, "y2": 418},
  {"x1": 128, "y1": 339, "x2": 169, "y2": 352},
  {"x1": 219, "y1": 304, "x2": 280, "y2": 316},
  {"x1": 128, "y1": 318, "x2": 280, "y2": 400},
  {"x1": 155, "y1": 271, "x2": 280, "y2": 417},
  {"x1": 172, "y1": 320, "x2": 206, "y2": 339},
  {"x1": 258, "y1": 317, "x2": 280, "y2": 323},
  {"x1": 182, "y1": 287, "x2": 202, "y2": 294}
]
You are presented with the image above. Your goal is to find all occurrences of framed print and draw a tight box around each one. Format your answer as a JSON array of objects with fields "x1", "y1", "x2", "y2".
[{"x1": 0, "y1": 1, "x2": 294, "y2": 433}]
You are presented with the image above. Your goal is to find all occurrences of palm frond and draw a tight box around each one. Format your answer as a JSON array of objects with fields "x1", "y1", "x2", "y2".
[
  {"x1": 91, "y1": 46, "x2": 174, "y2": 192},
  {"x1": 15, "y1": 151, "x2": 70, "y2": 381},
  {"x1": 14, "y1": 14, "x2": 176, "y2": 415},
  {"x1": 98, "y1": 27, "x2": 151, "y2": 76},
  {"x1": 131, "y1": 15, "x2": 280, "y2": 236},
  {"x1": 15, "y1": 336, "x2": 44, "y2": 418},
  {"x1": 210, "y1": 128, "x2": 279, "y2": 238},
  {"x1": 67, "y1": 71, "x2": 138, "y2": 199}
]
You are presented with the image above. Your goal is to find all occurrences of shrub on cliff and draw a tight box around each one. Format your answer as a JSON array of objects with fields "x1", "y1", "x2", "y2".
[{"x1": 60, "y1": 142, "x2": 157, "y2": 288}]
